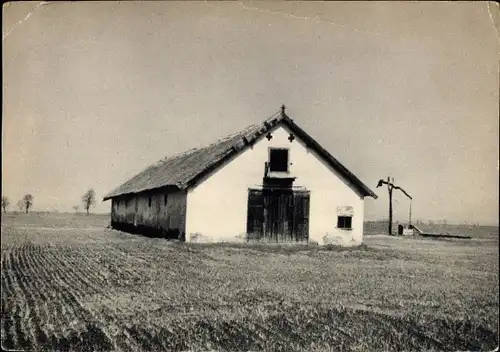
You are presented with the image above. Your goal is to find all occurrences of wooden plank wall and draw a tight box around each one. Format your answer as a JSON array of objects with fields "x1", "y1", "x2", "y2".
[{"x1": 110, "y1": 190, "x2": 187, "y2": 239}]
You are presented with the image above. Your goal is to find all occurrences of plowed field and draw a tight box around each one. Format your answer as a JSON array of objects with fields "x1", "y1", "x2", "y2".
[{"x1": 1, "y1": 213, "x2": 498, "y2": 351}]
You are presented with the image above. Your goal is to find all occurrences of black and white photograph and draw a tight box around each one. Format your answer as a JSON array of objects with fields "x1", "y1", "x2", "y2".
[{"x1": 2, "y1": 1, "x2": 499, "y2": 351}]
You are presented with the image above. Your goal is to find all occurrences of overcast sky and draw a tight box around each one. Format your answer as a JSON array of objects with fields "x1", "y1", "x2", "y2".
[{"x1": 2, "y1": 1, "x2": 499, "y2": 224}]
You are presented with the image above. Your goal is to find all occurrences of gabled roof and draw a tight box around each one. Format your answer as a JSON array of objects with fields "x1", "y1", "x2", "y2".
[{"x1": 103, "y1": 109, "x2": 378, "y2": 200}]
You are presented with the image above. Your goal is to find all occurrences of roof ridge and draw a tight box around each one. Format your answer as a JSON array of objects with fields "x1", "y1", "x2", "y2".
[
  {"x1": 167, "y1": 147, "x2": 199, "y2": 159},
  {"x1": 165, "y1": 111, "x2": 283, "y2": 161},
  {"x1": 103, "y1": 109, "x2": 290, "y2": 200},
  {"x1": 193, "y1": 110, "x2": 282, "y2": 149}
]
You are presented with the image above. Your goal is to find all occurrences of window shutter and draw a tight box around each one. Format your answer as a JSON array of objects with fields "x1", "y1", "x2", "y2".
[
  {"x1": 293, "y1": 191, "x2": 310, "y2": 242},
  {"x1": 247, "y1": 189, "x2": 264, "y2": 240}
]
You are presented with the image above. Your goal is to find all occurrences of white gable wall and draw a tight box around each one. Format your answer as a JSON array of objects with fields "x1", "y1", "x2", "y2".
[{"x1": 185, "y1": 124, "x2": 366, "y2": 245}]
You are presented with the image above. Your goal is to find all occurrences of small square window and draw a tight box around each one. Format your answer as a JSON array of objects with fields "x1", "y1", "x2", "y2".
[
  {"x1": 269, "y1": 148, "x2": 289, "y2": 172},
  {"x1": 337, "y1": 216, "x2": 352, "y2": 229}
]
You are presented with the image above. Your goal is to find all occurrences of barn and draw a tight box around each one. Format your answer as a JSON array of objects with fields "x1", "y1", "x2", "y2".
[{"x1": 103, "y1": 106, "x2": 378, "y2": 246}]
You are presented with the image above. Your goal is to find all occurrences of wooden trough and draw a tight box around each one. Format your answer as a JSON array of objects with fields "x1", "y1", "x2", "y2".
[{"x1": 409, "y1": 225, "x2": 471, "y2": 239}]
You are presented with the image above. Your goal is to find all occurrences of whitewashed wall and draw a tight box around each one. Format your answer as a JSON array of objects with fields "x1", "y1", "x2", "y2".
[{"x1": 185, "y1": 124, "x2": 367, "y2": 246}]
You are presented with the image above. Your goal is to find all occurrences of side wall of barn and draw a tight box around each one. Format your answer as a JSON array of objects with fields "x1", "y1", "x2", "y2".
[
  {"x1": 185, "y1": 125, "x2": 366, "y2": 246},
  {"x1": 110, "y1": 190, "x2": 187, "y2": 239}
]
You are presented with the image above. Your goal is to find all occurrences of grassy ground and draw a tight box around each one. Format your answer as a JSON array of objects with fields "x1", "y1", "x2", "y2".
[{"x1": 1, "y1": 213, "x2": 498, "y2": 351}]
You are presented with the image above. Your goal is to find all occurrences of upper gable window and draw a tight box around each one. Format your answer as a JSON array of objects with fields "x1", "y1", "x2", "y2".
[{"x1": 269, "y1": 148, "x2": 289, "y2": 172}]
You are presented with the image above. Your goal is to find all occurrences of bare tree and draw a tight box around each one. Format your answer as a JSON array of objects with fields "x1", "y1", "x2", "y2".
[
  {"x1": 81, "y1": 189, "x2": 96, "y2": 215},
  {"x1": 73, "y1": 205, "x2": 79, "y2": 213},
  {"x1": 22, "y1": 194, "x2": 34, "y2": 213},
  {"x1": 16, "y1": 200, "x2": 24, "y2": 212},
  {"x1": 1, "y1": 196, "x2": 10, "y2": 213}
]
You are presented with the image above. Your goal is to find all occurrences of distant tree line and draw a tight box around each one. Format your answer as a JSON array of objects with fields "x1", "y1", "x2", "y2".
[
  {"x1": 1, "y1": 188, "x2": 96, "y2": 215},
  {"x1": 2, "y1": 194, "x2": 34, "y2": 213},
  {"x1": 2, "y1": 196, "x2": 9, "y2": 213}
]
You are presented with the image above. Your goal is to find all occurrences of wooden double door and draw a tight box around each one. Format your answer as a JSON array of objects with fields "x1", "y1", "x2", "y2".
[{"x1": 246, "y1": 188, "x2": 310, "y2": 242}]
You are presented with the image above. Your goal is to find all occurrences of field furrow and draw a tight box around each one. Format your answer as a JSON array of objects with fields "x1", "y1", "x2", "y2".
[
  {"x1": 38, "y1": 249, "x2": 93, "y2": 320},
  {"x1": 32, "y1": 247, "x2": 70, "y2": 339},
  {"x1": 66, "y1": 246, "x2": 111, "y2": 288},
  {"x1": 17, "y1": 243, "x2": 56, "y2": 346},
  {"x1": 49, "y1": 248, "x2": 102, "y2": 297},
  {"x1": 38, "y1": 249, "x2": 115, "y2": 350},
  {"x1": 1, "y1": 252, "x2": 16, "y2": 349},
  {"x1": 1, "y1": 214, "x2": 498, "y2": 351},
  {"x1": 5, "y1": 299, "x2": 19, "y2": 349}
]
